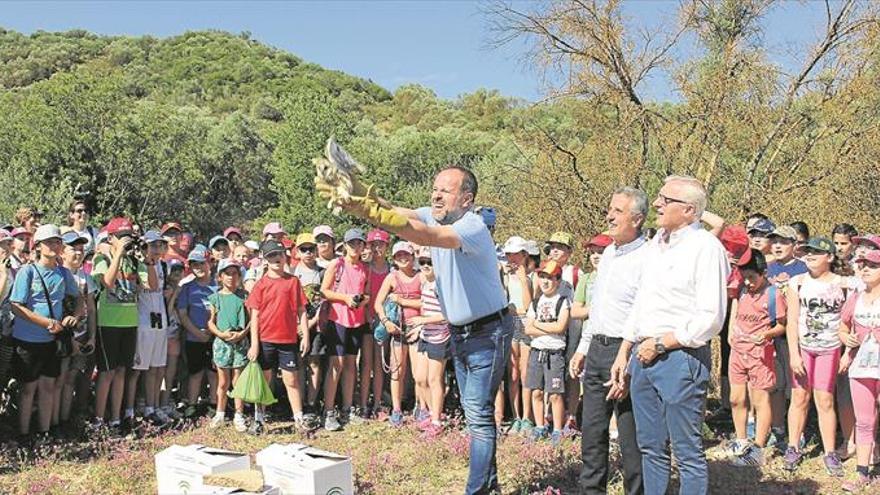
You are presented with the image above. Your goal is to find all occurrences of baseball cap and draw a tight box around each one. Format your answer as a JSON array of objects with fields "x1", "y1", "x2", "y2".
[
  {"x1": 106, "y1": 217, "x2": 134, "y2": 236},
  {"x1": 34, "y1": 224, "x2": 62, "y2": 244},
  {"x1": 10, "y1": 227, "x2": 30, "y2": 238},
  {"x1": 281, "y1": 238, "x2": 294, "y2": 250},
  {"x1": 295, "y1": 233, "x2": 317, "y2": 247},
  {"x1": 223, "y1": 227, "x2": 242, "y2": 239},
  {"x1": 720, "y1": 225, "x2": 752, "y2": 266},
  {"x1": 313, "y1": 225, "x2": 335, "y2": 240},
  {"x1": 585, "y1": 234, "x2": 613, "y2": 250},
  {"x1": 768, "y1": 225, "x2": 798, "y2": 241},
  {"x1": 160, "y1": 222, "x2": 183, "y2": 235},
  {"x1": 856, "y1": 250, "x2": 880, "y2": 265},
  {"x1": 416, "y1": 245, "x2": 431, "y2": 259},
  {"x1": 853, "y1": 235, "x2": 880, "y2": 250},
  {"x1": 543, "y1": 232, "x2": 574, "y2": 254},
  {"x1": 262, "y1": 222, "x2": 285, "y2": 236},
  {"x1": 343, "y1": 228, "x2": 366, "y2": 244},
  {"x1": 366, "y1": 229, "x2": 390, "y2": 244},
  {"x1": 525, "y1": 240, "x2": 540, "y2": 256},
  {"x1": 61, "y1": 231, "x2": 88, "y2": 246},
  {"x1": 0, "y1": 230, "x2": 11, "y2": 243},
  {"x1": 261, "y1": 239, "x2": 285, "y2": 256},
  {"x1": 476, "y1": 207, "x2": 496, "y2": 228},
  {"x1": 537, "y1": 259, "x2": 562, "y2": 278},
  {"x1": 748, "y1": 219, "x2": 776, "y2": 235},
  {"x1": 244, "y1": 240, "x2": 260, "y2": 251},
  {"x1": 142, "y1": 230, "x2": 164, "y2": 244},
  {"x1": 187, "y1": 244, "x2": 209, "y2": 262},
  {"x1": 209, "y1": 235, "x2": 229, "y2": 249},
  {"x1": 502, "y1": 236, "x2": 529, "y2": 254},
  {"x1": 392, "y1": 241, "x2": 414, "y2": 256},
  {"x1": 797, "y1": 236, "x2": 835, "y2": 255},
  {"x1": 217, "y1": 258, "x2": 242, "y2": 273}
]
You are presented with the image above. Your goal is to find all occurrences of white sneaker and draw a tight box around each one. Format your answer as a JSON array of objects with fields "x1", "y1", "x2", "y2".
[
  {"x1": 233, "y1": 415, "x2": 248, "y2": 433},
  {"x1": 209, "y1": 414, "x2": 227, "y2": 429}
]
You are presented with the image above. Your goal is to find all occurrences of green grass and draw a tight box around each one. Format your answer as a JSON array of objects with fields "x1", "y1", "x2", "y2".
[{"x1": 0, "y1": 417, "x2": 858, "y2": 494}]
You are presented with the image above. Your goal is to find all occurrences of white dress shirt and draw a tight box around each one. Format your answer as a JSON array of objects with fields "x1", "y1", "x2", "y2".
[
  {"x1": 622, "y1": 222, "x2": 730, "y2": 348},
  {"x1": 575, "y1": 235, "x2": 648, "y2": 355}
]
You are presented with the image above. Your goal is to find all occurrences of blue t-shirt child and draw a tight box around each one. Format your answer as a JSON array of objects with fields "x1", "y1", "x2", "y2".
[
  {"x1": 11, "y1": 264, "x2": 79, "y2": 343},
  {"x1": 767, "y1": 259, "x2": 808, "y2": 288},
  {"x1": 176, "y1": 279, "x2": 218, "y2": 342}
]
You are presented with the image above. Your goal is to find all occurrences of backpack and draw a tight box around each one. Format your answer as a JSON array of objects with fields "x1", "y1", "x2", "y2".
[{"x1": 531, "y1": 295, "x2": 567, "y2": 323}]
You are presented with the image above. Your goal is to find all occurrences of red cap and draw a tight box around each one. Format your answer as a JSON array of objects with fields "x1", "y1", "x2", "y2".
[
  {"x1": 720, "y1": 225, "x2": 752, "y2": 266},
  {"x1": 856, "y1": 250, "x2": 880, "y2": 265},
  {"x1": 537, "y1": 260, "x2": 563, "y2": 278},
  {"x1": 281, "y1": 239, "x2": 294, "y2": 250},
  {"x1": 106, "y1": 217, "x2": 134, "y2": 235},
  {"x1": 584, "y1": 234, "x2": 613, "y2": 250},
  {"x1": 366, "y1": 229, "x2": 390, "y2": 244},
  {"x1": 161, "y1": 222, "x2": 183, "y2": 234}
]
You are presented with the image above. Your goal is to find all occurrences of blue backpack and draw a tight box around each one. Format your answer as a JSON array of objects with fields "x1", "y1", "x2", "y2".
[{"x1": 373, "y1": 299, "x2": 400, "y2": 343}]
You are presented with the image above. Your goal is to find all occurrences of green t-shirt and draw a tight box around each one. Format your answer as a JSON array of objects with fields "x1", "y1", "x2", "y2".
[
  {"x1": 92, "y1": 254, "x2": 148, "y2": 328},
  {"x1": 573, "y1": 271, "x2": 598, "y2": 305},
  {"x1": 206, "y1": 290, "x2": 247, "y2": 332}
]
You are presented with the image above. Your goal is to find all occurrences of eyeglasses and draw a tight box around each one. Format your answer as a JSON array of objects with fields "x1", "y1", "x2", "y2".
[
  {"x1": 418, "y1": 259, "x2": 432, "y2": 267},
  {"x1": 857, "y1": 261, "x2": 880, "y2": 270},
  {"x1": 656, "y1": 193, "x2": 690, "y2": 207},
  {"x1": 298, "y1": 246, "x2": 316, "y2": 254}
]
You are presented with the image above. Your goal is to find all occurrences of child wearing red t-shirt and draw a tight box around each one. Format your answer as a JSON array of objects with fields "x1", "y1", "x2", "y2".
[
  {"x1": 246, "y1": 240, "x2": 309, "y2": 434},
  {"x1": 727, "y1": 249, "x2": 787, "y2": 466}
]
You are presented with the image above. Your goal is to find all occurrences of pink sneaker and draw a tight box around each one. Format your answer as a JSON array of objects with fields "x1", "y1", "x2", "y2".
[
  {"x1": 417, "y1": 415, "x2": 434, "y2": 431},
  {"x1": 420, "y1": 423, "x2": 444, "y2": 441}
]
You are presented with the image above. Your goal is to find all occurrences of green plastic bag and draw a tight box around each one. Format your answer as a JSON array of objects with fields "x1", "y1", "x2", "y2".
[{"x1": 229, "y1": 361, "x2": 277, "y2": 406}]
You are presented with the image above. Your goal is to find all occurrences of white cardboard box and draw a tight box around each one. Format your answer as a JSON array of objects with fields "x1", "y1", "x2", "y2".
[
  {"x1": 155, "y1": 444, "x2": 252, "y2": 494},
  {"x1": 255, "y1": 443, "x2": 354, "y2": 495}
]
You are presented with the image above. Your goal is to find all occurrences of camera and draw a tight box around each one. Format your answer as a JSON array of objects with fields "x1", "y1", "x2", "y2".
[
  {"x1": 122, "y1": 235, "x2": 144, "y2": 257},
  {"x1": 351, "y1": 294, "x2": 364, "y2": 307}
]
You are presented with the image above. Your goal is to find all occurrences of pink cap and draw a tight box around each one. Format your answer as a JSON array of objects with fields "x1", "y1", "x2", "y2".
[
  {"x1": 856, "y1": 250, "x2": 880, "y2": 265},
  {"x1": 853, "y1": 235, "x2": 880, "y2": 251},
  {"x1": 392, "y1": 241, "x2": 414, "y2": 256},
  {"x1": 262, "y1": 222, "x2": 285, "y2": 236},
  {"x1": 0, "y1": 229, "x2": 11, "y2": 242},
  {"x1": 10, "y1": 227, "x2": 30, "y2": 238},
  {"x1": 223, "y1": 227, "x2": 242, "y2": 239},
  {"x1": 366, "y1": 229, "x2": 390, "y2": 244},
  {"x1": 313, "y1": 225, "x2": 335, "y2": 239}
]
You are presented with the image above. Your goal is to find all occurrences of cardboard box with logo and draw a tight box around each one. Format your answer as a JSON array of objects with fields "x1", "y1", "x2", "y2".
[
  {"x1": 155, "y1": 444, "x2": 255, "y2": 494},
  {"x1": 255, "y1": 443, "x2": 353, "y2": 495}
]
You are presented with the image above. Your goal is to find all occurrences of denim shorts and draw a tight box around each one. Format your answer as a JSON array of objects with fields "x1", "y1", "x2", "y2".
[{"x1": 418, "y1": 339, "x2": 450, "y2": 361}]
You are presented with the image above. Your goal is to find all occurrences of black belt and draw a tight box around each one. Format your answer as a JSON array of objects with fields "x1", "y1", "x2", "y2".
[
  {"x1": 451, "y1": 307, "x2": 509, "y2": 335},
  {"x1": 593, "y1": 334, "x2": 623, "y2": 346}
]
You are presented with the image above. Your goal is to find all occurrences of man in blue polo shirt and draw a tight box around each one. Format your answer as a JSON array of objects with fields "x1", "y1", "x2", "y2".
[{"x1": 319, "y1": 164, "x2": 511, "y2": 495}]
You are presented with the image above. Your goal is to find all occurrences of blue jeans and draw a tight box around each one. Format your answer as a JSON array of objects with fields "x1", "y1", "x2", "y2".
[
  {"x1": 451, "y1": 313, "x2": 513, "y2": 495},
  {"x1": 630, "y1": 346, "x2": 710, "y2": 495}
]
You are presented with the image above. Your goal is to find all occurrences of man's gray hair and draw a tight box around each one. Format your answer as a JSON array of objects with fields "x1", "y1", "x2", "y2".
[
  {"x1": 612, "y1": 186, "x2": 648, "y2": 220},
  {"x1": 664, "y1": 175, "x2": 707, "y2": 217}
]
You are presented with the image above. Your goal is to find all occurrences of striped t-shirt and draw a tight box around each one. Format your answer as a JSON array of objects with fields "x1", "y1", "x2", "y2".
[{"x1": 420, "y1": 280, "x2": 450, "y2": 344}]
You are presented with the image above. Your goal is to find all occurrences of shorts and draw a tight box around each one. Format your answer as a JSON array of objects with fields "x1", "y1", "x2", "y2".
[
  {"x1": 132, "y1": 327, "x2": 168, "y2": 370},
  {"x1": 68, "y1": 352, "x2": 92, "y2": 374},
  {"x1": 185, "y1": 340, "x2": 213, "y2": 374},
  {"x1": 213, "y1": 335, "x2": 249, "y2": 369},
  {"x1": 566, "y1": 323, "x2": 582, "y2": 362},
  {"x1": 773, "y1": 337, "x2": 791, "y2": 396},
  {"x1": 13, "y1": 339, "x2": 61, "y2": 381},
  {"x1": 258, "y1": 342, "x2": 300, "y2": 372},
  {"x1": 96, "y1": 326, "x2": 137, "y2": 372},
  {"x1": 511, "y1": 316, "x2": 531, "y2": 345},
  {"x1": 526, "y1": 348, "x2": 566, "y2": 394},
  {"x1": 728, "y1": 345, "x2": 776, "y2": 390},
  {"x1": 325, "y1": 322, "x2": 364, "y2": 356},
  {"x1": 792, "y1": 347, "x2": 841, "y2": 394},
  {"x1": 308, "y1": 326, "x2": 327, "y2": 357},
  {"x1": 418, "y1": 339, "x2": 450, "y2": 361}
]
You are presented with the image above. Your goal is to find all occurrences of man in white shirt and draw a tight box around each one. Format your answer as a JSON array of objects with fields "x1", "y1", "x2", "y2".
[
  {"x1": 570, "y1": 187, "x2": 648, "y2": 494},
  {"x1": 609, "y1": 176, "x2": 729, "y2": 495}
]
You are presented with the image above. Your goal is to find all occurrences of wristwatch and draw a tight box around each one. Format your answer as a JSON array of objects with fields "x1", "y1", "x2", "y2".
[{"x1": 654, "y1": 340, "x2": 667, "y2": 355}]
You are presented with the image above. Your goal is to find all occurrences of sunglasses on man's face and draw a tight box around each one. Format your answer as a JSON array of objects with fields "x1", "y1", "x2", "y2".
[
  {"x1": 298, "y1": 246, "x2": 316, "y2": 254},
  {"x1": 418, "y1": 258, "x2": 432, "y2": 267}
]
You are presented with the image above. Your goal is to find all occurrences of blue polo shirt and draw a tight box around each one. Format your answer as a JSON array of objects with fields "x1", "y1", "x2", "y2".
[
  {"x1": 11, "y1": 263, "x2": 80, "y2": 343},
  {"x1": 177, "y1": 279, "x2": 218, "y2": 342},
  {"x1": 415, "y1": 208, "x2": 507, "y2": 326}
]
